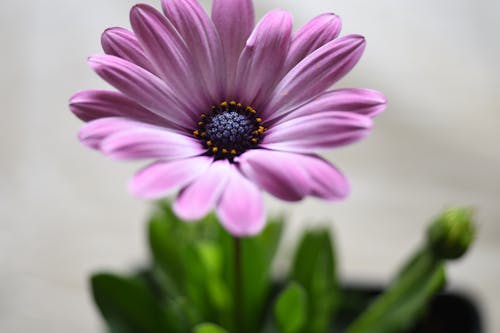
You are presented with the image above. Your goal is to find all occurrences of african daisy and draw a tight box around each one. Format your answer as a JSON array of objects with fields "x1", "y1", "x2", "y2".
[{"x1": 70, "y1": 0, "x2": 386, "y2": 236}]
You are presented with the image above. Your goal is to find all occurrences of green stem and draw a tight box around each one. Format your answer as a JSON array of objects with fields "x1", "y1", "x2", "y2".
[
  {"x1": 344, "y1": 249, "x2": 441, "y2": 333},
  {"x1": 233, "y1": 236, "x2": 243, "y2": 333}
]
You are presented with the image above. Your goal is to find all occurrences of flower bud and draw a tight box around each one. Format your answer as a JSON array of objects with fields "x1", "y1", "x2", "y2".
[{"x1": 427, "y1": 208, "x2": 476, "y2": 260}]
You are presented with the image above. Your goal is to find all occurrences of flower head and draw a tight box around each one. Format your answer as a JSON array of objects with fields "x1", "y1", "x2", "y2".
[{"x1": 70, "y1": 0, "x2": 386, "y2": 236}]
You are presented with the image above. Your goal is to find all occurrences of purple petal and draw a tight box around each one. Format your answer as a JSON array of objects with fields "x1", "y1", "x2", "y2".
[
  {"x1": 162, "y1": 0, "x2": 225, "y2": 101},
  {"x1": 235, "y1": 10, "x2": 293, "y2": 107},
  {"x1": 262, "y1": 112, "x2": 373, "y2": 153},
  {"x1": 238, "y1": 149, "x2": 311, "y2": 201},
  {"x1": 101, "y1": 27, "x2": 156, "y2": 73},
  {"x1": 240, "y1": 150, "x2": 349, "y2": 201},
  {"x1": 78, "y1": 117, "x2": 199, "y2": 157},
  {"x1": 279, "y1": 88, "x2": 387, "y2": 122},
  {"x1": 69, "y1": 89, "x2": 170, "y2": 126},
  {"x1": 263, "y1": 35, "x2": 366, "y2": 122},
  {"x1": 217, "y1": 165, "x2": 265, "y2": 237},
  {"x1": 283, "y1": 13, "x2": 342, "y2": 74},
  {"x1": 211, "y1": 0, "x2": 254, "y2": 93},
  {"x1": 130, "y1": 4, "x2": 208, "y2": 109},
  {"x1": 295, "y1": 155, "x2": 350, "y2": 200},
  {"x1": 101, "y1": 126, "x2": 204, "y2": 161},
  {"x1": 78, "y1": 117, "x2": 139, "y2": 149},
  {"x1": 174, "y1": 160, "x2": 230, "y2": 221},
  {"x1": 129, "y1": 156, "x2": 212, "y2": 199},
  {"x1": 88, "y1": 54, "x2": 195, "y2": 128}
]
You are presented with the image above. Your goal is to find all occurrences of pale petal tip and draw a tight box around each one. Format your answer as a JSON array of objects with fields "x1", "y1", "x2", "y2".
[
  {"x1": 351, "y1": 34, "x2": 366, "y2": 41},
  {"x1": 367, "y1": 90, "x2": 388, "y2": 117},
  {"x1": 246, "y1": 9, "x2": 293, "y2": 47},
  {"x1": 101, "y1": 26, "x2": 118, "y2": 37},
  {"x1": 101, "y1": 27, "x2": 123, "y2": 44},
  {"x1": 68, "y1": 90, "x2": 84, "y2": 106},
  {"x1": 130, "y1": 3, "x2": 154, "y2": 20},
  {"x1": 87, "y1": 54, "x2": 106, "y2": 68},
  {"x1": 325, "y1": 13, "x2": 342, "y2": 29},
  {"x1": 172, "y1": 198, "x2": 204, "y2": 222},
  {"x1": 326, "y1": 171, "x2": 351, "y2": 201},
  {"x1": 77, "y1": 128, "x2": 99, "y2": 150},
  {"x1": 127, "y1": 177, "x2": 143, "y2": 198},
  {"x1": 99, "y1": 139, "x2": 120, "y2": 160},
  {"x1": 378, "y1": 93, "x2": 388, "y2": 106},
  {"x1": 319, "y1": 12, "x2": 342, "y2": 23},
  {"x1": 217, "y1": 211, "x2": 266, "y2": 237},
  {"x1": 341, "y1": 34, "x2": 366, "y2": 50},
  {"x1": 353, "y1": 35, "x2": 366, "y2": 48},
  {"x1": 337, "y1": 179, "x2": 351, "y2": 200},
  {"x1": 130, "y1": 3, "x2": 148, "y2": 12},
  {"x1": 128, "y1": 172, "x2": 165, "y2": 200}
]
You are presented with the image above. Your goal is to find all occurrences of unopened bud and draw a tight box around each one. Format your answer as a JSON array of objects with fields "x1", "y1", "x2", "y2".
[{"x1": 427, "y1": 208, "x2": 476, "y2": 260}]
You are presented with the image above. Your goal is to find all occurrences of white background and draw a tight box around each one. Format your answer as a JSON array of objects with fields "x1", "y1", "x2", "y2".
[{"x1": 0, "y1": 0, "x2": 499, "y2": 331}]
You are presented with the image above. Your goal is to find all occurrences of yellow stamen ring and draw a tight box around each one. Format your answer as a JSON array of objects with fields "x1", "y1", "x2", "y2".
[{"x1": 193, "y1": 100, "x2": 266, "y2": 159}]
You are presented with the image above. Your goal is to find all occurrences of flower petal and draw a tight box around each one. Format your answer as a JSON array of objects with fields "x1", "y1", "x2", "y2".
[
  {"x1": 217, "y1": 165, "x2": 265, "y2": 237},
  {"x1": 77, "y1": 117, "x2": 198, "y2": 156},
  {"x1": 283, "y1": 13, "x2": 342, "y2": 74},
  {"x1": 129, "y1": 156, "x2": 212, "y2": 199},
  {"x1": 174, "y1": 160, "x2": 230, "y2": 221},
  {"x1": 211, "y1": 0, "x2": 254, "y2": 92},
  {"x1": 130, "y1": 4, "x2": 208, "y2": 109},
  {"x1": 240, "y1": 150, "x2": 349, "y2": 201},
  {"x1": 69, "y1": 89, "x2": 169, "y2": 126},
  {"x1": 101, "y1": 27, "x2": 155, "y2": 73},
  {"x1": 238, "y1": 149, "x2": 311, "y2": 201},
  {"x1": 101, "y1": 126, "x2": 204, "y2": 161},
  {"x1": 263, "y1": 35, "x2": 366, "y2": 121},
  {"x1": 279, "y1": 88, "x2": 387, "y2": 123},
  {"x1": 261, "y1": 112, "x2": 372, "y2": 153},
  {"x1": 162, "y1": 0, "x2": 225, "y2": 101},
  {"x1": 78, "y1": 117, "x2": 139, "y2": 149},
  {"x1": 235, "y1": 10, "x2": 293, "y2": 107},
  {"x1": 88, "y1": 54, "x2": 194, "y2": 128},
  {"x1": 295, "y1": 155, "x2": 350, "y2": 200}
]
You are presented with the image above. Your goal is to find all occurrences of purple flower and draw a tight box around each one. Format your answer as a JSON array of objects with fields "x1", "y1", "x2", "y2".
[{"x1": 69, "y1": 0, "x2": 386, "y2": 236}]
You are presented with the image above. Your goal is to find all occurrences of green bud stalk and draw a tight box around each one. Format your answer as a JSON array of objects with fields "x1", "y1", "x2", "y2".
[{"x1": 345, "y1": 207, "x2": 477, "y2": 333}]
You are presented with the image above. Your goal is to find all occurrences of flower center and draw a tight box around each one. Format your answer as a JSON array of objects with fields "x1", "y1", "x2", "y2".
[{"x1": 193, "y1": 101, "x2": 266, "y2": 158}]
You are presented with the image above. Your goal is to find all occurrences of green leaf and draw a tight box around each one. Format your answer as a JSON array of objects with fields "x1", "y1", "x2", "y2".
[
  {"x1": 344, "y1": 249, "x2": 446, "y2": 333},
  {"x1": 148, "y1": 205, "x2": 186, "y2": 296},
  {"x1": 193, "y1": 323, "x2": 229, "y2": 333},
  {"x1": 91, "y1": 273, "x2": 171, "y2": 333},
  {"x1": 242, "y1": 218, "x2": 284, "y2": 332},
  {"x1": 291, "y1": 230, "x2": 339, "y2": 333},
  {"x1": 217, "y1": 218, "x2": 284, "y2": 333},
  {"x1": 274, "y1": 282, "x2": 307, "y2": 333},
  {"x1": 195, "y1": 241, "x2": 231, "y2": 325},
  {"x1": 254, "y1": 218, "x2": 285, "y2": 267},
  {"x1": 148, "y1": 203, "x2": 218, "y2": 324}
]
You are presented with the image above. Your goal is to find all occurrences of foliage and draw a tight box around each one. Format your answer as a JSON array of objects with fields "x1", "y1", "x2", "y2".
[{"x1": 91, "y1": 203, "x2": 475, "y2": 333}]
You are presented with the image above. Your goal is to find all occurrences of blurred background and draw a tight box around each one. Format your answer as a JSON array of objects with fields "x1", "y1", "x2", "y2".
[{"x1": 1, "y1": 0, "x2": 498, "y2": 331}]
